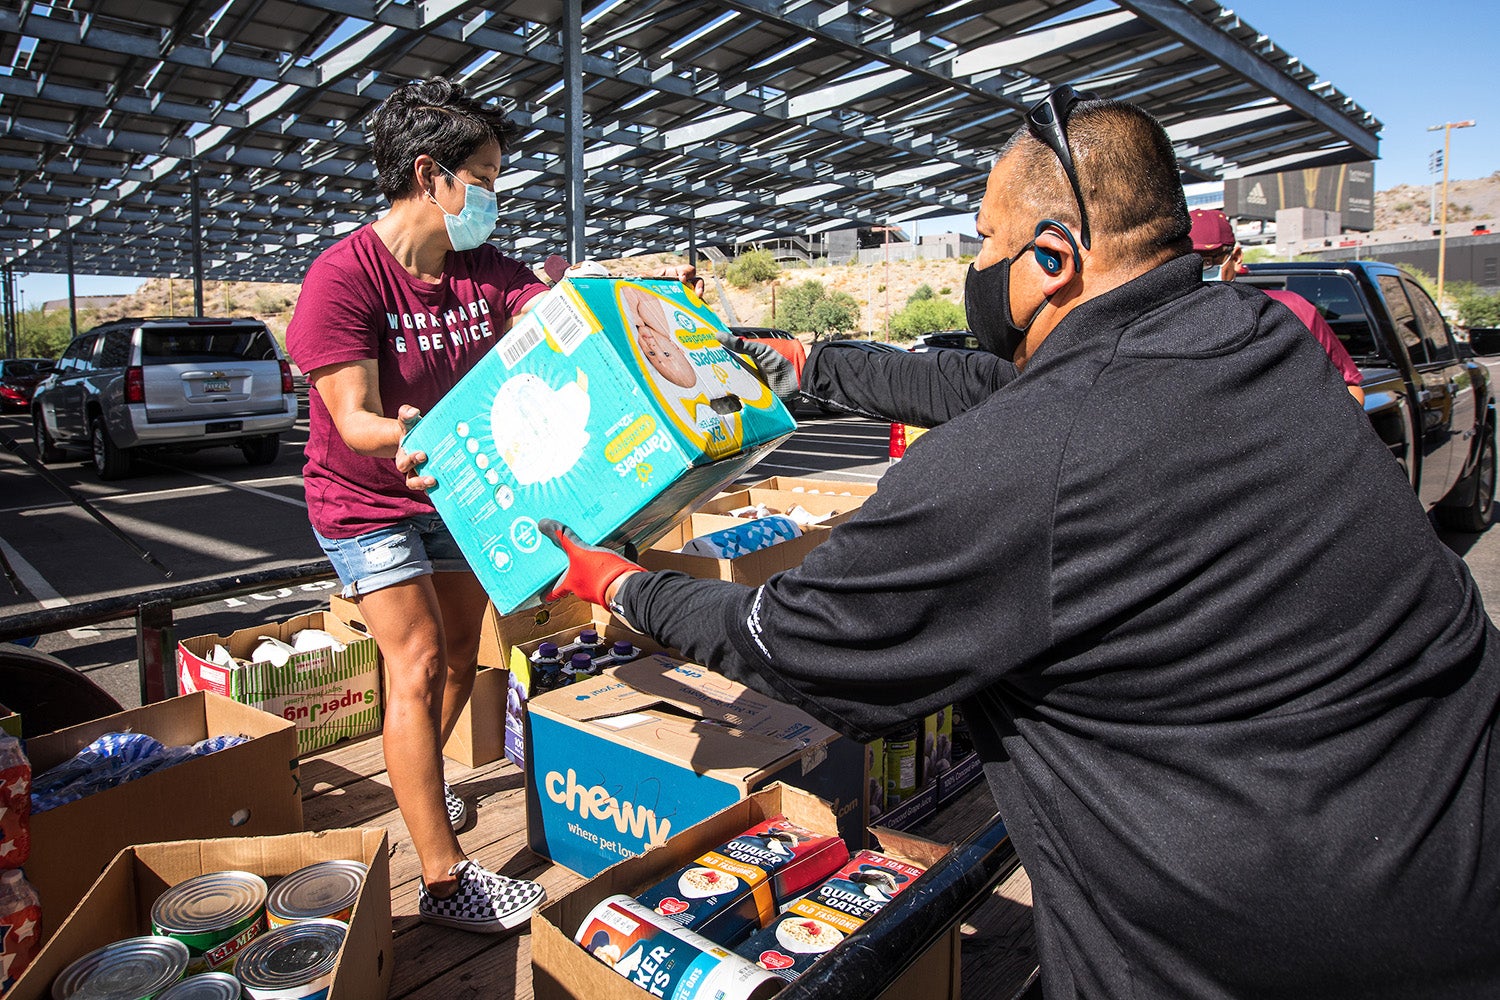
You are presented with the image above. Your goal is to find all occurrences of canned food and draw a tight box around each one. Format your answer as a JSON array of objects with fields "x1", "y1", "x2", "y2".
[
  {"x1": 157, "y1": 972, "x2": 243, "y2": 1000},
  {"x1": 883, "y1": 725, "x2": 920, "y2": 806},
  {"x1": 234, "y1": 918, "x2": 346, "y2": 999},
  {"x1": 266, "y1": 861, "x2": 367, "y2": 927},
  {"x1": 151, "y1": 870, "x2": 268, "y2": 974},
  {"x1": 51, "y1": 935, "x2": 188, "y2": 1000}
]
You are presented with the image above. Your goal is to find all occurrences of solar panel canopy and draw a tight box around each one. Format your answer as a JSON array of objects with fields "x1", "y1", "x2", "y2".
[{"x1": 1, "y1": 0, "x2": 1381, "y2": 284}]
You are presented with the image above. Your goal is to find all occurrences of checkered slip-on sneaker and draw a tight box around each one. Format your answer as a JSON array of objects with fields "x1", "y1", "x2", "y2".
[
  {"x1": 419, "y1": 860, "x2": 547, "y2": 933},
  {"x1": 444, "y1": 782, "x2": 468, "y2": 831}
]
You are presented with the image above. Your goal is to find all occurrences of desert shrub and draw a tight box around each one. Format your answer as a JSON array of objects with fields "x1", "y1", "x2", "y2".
[{"x1": 726, "y1": 249, "x2": 780, "y2": 288}]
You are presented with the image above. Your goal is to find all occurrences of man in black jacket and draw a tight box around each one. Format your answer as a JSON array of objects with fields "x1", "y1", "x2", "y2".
[{"x1": 543, "y1": 92, "x2": 1500, "y2": 997}]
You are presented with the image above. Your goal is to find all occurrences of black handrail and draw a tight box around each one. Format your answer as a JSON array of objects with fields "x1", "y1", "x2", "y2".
[
  {"x1": 781, "y1": 812, "x2": 1022, "y2": 1000},
  {"x1": 0, "y1": 559, "x2": 334, "y2": 644}
]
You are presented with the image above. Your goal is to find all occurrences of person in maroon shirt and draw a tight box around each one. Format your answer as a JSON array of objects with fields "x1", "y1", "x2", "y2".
[
  {"x1": 286, "y1": 78, "x2": 549, "y2": 934},
  {"x1": 1191, "y1": 208, "x2": 1365, "y2": 405}
]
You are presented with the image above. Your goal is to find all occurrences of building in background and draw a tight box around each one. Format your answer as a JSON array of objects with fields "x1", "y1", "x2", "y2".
[{"x1": 1224, "y1": 162, "x2": 1376, "y2": 232}]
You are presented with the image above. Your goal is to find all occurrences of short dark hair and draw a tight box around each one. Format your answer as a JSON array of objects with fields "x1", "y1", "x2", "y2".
[
  {"x1": 1001, "y1": 99, "x2": 1192, "y2": 267},
  {"x1": 369, "y1": 77, "x2": 520, "y2": 202}
]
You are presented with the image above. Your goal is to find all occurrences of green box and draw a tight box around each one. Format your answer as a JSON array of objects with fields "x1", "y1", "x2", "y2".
[{"x1": 404, "y1": 277, "x2": 796, "y2": 612}]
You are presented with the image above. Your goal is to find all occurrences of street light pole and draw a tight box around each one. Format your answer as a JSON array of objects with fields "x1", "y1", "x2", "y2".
[
  {"x1": 871, "y1": 225, "x2": 899, "y2": 338},
  {"x1": 1426, "y1": 119, "x2": 1476, "y2": 313}
]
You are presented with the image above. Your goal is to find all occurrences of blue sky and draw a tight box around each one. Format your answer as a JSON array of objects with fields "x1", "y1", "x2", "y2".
[{"x1": 12, "y1": 0, "x2": 1496, "y2": 308}]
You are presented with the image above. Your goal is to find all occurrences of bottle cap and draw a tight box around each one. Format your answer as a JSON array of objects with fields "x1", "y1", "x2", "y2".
[
  {"x1": 612, "y1": 641, "x2": 635, "y2": 656},
  {"x1": 580, "y1": 628, "x2": 600, "y2": 645},
  {"x1": 570, "y1": 653, "x2": 593, "y2": 669},
  {"x1": 538, "y1": 641, "x2": 559, "y2": 658}
]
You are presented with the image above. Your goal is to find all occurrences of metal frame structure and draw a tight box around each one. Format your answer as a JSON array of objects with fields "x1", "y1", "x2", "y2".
[{"x1": 2, "y1": 0, "x2": 1381, "y2": 299}]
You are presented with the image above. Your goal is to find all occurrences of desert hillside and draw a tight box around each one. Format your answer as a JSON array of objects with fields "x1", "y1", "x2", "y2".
[{"x1": 89, "y1": 172, "x2": 1500, "y2": 341}]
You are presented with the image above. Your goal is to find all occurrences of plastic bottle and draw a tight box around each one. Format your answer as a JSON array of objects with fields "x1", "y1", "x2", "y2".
[
  {"x1": 563, "y1": 653, "x2": 598, "y2": 685},
  {"x1": 605, "y1": 640, "x2": 639, "y2": 666},
  {"x1": 0, "y1": 734, "x2": 30, "y2": 869},
  {"x1": 0, "y1": 868, "x2": 41, "y2": 992},
  {"x1": 573, "y1": 629, "x2": 606, "y2": 660},
  {"x1": 530, "y1": 642, "x2": 564, "y2": 694}
]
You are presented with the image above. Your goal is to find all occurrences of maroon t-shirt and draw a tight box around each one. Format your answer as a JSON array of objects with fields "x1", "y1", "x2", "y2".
[
  {"x1": 287, "y1": 225, "x2": 546, "y2": 538},
  {"x1": 1264, "y1": 289, "x2": 1363, "y2": 388}
]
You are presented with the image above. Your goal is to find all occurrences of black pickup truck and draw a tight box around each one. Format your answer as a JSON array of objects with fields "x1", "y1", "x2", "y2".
[{"x1": 1245, "y1": 261, "x2": 1496, "y2": 531}]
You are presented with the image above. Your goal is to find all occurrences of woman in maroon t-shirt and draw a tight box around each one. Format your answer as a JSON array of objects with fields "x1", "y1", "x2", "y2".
[{"x1": 286, "y1": 78, "x2": 549, "y2": 934}]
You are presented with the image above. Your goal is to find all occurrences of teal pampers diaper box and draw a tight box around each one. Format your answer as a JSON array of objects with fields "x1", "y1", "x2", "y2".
[{"x1": 403, "y1": 276, "x2": 796, "y2": 613}]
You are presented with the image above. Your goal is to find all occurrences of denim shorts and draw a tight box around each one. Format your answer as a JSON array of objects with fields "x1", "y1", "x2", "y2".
[{"x1": 312, "y1": 514, "x2": 472, "y2": 598}]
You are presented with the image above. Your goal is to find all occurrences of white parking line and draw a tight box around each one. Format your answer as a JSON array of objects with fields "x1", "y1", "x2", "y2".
[
  {"x1": 169, "y1": 469, "x2": 308, "y2": 508},
  {"x1": 0, "y1": 537, "x2": 101, "y2": 638}
]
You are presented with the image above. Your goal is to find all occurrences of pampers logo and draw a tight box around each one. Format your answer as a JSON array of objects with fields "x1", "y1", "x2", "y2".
[
  {"x1": 613, "y1": 429, "x2": 673, "y2": 480},
  {"x1": 545, "y1": 768, "x2": 673, "y2": 846}
]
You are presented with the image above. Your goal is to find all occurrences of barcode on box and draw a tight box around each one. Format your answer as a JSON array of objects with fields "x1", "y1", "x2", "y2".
[
  {"x1": 536, "y1": 292, "x2": 591, "y2": 356},
  {"x1": 499, "y1": 314, "x2": 545, "y2": 369}
]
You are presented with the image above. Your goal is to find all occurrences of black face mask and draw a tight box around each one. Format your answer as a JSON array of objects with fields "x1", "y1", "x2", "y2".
[{"x1": 965, "y1": 241, "x2": 1043, "y2": 362}]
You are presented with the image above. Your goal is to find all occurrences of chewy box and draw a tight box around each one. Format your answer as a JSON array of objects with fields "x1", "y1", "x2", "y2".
[
  {"x1": 404, "y1": 276, "x2": 797, "y2": 613},
  {"x1": 524, "y1": 655, "x2": 865, "y2": 878},
  {"x1": 9, "y1": 829, "x2": 391, "y2": 1000},
  {"x1": 177, "y1": 611, "x2": 382, "y2": 755}
]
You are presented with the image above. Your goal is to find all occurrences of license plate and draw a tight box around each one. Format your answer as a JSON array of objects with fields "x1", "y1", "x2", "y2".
[
  {"x1": 205, "y1": 420, "x2": 243, "y2": 434},
  {"x1": 203, "y1": 378, "x2": 231, "y2": 393}
]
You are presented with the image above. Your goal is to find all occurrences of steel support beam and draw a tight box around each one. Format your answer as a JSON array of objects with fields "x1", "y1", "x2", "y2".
[
  {"x1": 190, "y1": 159, "x2": 205, "y2": 315},
  {"x1": 563, "y1": 0, "x2": 586, "y2": 262},
  {"x1": 65, "y1": 231, "x2": 77, "y2": 339}
]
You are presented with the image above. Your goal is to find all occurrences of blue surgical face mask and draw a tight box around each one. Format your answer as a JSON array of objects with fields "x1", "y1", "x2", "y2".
[
  {"x1": 1202, "y1": 263, "x2": 1223, "y2": 282},
  {"x1": 431, "y1": 163, "x2": 497, "y2": 252}
]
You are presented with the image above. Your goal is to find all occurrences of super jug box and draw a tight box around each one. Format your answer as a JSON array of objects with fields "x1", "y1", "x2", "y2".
[{"x1": 403, "y1": 276, "x2": 797, "y2": 613}]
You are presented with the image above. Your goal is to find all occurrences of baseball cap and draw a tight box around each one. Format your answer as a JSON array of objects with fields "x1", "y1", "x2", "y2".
[{"x1": 1189, "y1": 209, "x2": 1235, "y2": 253}]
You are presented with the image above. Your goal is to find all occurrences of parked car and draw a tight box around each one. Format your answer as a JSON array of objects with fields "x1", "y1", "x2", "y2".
[
  {"x1": 894, "y1": 262, "x2": 1498, "y2": 533},
  {"x1": 908, "y1": 330, "x2": 982, "y2": 354},
  {"x1": 729, "y1": 326, "x2": 808, "y2": 385},
  {"x1": 31, "y1": 317, "x2": 298, "y2": 480},
  {"x1": 1243, "y1": 261, "x2": 1495, "y2": 530},
  {"x1": 0, "y1": 357, "x2": 56, "y2": 411}
]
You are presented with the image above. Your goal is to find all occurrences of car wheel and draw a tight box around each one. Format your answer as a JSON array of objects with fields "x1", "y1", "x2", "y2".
[
  {"x1": 241, "y1": 433, "x2": 280, "y2": 466},
  {"x1": 0, "y1": 643, "x2": 124, "y2": 737},
  {"x1": 91, "y1": 417, "x2": 134, "y2": 480},
  {"x1": 1437, "y1": 427, "x2": 1496, "y2": 533},
  {"x1": 32, "y1": 412, "x2": 64, "y2": 464}
]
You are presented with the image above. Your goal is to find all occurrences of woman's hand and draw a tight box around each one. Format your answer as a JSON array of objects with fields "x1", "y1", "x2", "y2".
[{"x1": 393, "y1": 404, "x2": 436, "y2": 491}]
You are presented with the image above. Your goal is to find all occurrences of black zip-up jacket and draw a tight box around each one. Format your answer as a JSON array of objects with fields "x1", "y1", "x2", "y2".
[{"x1": 618, "y1": 255, "x2": 1500, "y2": 998}]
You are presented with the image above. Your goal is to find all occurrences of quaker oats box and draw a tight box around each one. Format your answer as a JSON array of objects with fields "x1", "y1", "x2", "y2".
[{"x1": 404, "y1": 276, "x2": 797, "y2": 614}]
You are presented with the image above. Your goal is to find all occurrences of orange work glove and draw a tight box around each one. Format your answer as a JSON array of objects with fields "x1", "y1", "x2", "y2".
[{"x1": 539, "y1": 519, "x2": 643, "y2": 606}]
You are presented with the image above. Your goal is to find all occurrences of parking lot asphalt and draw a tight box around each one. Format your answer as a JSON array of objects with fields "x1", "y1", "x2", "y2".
[
  {"x1": 4, "y1": 360, "x2": 1500, "y2": 711},
  {"x1": 0, "y1": 404, "x2": 890, "y2": 708}
]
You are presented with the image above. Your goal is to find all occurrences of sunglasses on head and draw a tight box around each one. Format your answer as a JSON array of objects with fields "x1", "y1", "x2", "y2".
[{"x1": 1025, "y1": 84, "x2": 1100, "y2": 250}]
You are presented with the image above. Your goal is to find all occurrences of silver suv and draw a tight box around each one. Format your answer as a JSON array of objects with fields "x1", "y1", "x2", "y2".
[{"x1": 31, "y1": 317, "x2": 298, "y2": 480}]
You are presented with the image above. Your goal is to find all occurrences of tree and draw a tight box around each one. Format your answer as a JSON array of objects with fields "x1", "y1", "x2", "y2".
[
  {"x1": 907, "y1": 283, "x2": 935, "y2": 305},
  {"x1": 15, "y1": 307, "x2": 81, "y2": 359},
  {"x1": 725, "y1": 249, "x2": 780, "y2": 288},
  {"x1": 773, "y1": 280, "x2": 860, "y2": 338},
  {"x1": 1449, "y1": 282, "x2": 1500, "y2": 328},
  {"x1": 889, "y1": 298, "x2": 966, "y2": 341}
]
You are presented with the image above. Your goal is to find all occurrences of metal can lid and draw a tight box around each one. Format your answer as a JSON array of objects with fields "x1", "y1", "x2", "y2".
[
  {"x1": 52, "y1": 935, "x2": 189, "y2": 1000},
  {"x1": 151, "y1": 871, "x2": 268, "y2": 935},
  {"x1": 266, "y1": 860, "x2": 367, "y2": 922},
  {"x1": 156, "y1": 971, "x2": 243, "y2": 1000},
  {"x1": 234, "y1": 919, "x2": 347, "y2": 989}
]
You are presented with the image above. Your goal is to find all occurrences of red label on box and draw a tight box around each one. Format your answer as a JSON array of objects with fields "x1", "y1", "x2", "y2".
[{"x1": 757, "y1": 950, "x2": 794, "y2": 970}]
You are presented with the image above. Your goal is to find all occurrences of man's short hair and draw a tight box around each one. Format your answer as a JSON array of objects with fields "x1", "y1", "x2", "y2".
[
  {"x1": 1001, "y1": 99, "x2": 1192, "y2": 268},
  {"x1": 369, "y1": 77, "x2": 520, "y2": 203}
]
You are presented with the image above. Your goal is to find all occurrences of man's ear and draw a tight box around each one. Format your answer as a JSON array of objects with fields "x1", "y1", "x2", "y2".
[{"x1": 1033, "y1": 225, "x2": 1081, "y2": 294}]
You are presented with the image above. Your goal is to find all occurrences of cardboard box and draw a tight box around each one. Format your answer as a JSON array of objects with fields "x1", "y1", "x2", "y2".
[
  {"x1": 640, "y1": 512, "x2": 832, "y2": 585},
  {"x1": 503, "y1": 606, "x2": 663, "y2": 771},
  {"x1": 698, "y1": 488, "x2": 865, "y2": 528},
  {"x1": 937, "y1": 751, "x2": 985, "y2": 808},
  {"x1": 9, "y1": 829, "x2": 391, "y2": 1000},
  {"x1": 404, "y1": 276, "x2": 797, "y2": 614},
  {"x1": 525, "y1": 656, "x2": 865, "y2": 878},
  {"x1": 24, "y1": 692, "x2": 303, "y2": 942},
  {"x1": 0, "y1": 701, "x2": 19, "y2": 738},
  {"x1": 177, "y1": 611, "x2": 382, "y2": 755},
  {"x1": 531, "y1": 783, "x2": 960, "y2": 1000},
  {"x1": 746, "y1": 476, "x2": 879, "y2": 498}
]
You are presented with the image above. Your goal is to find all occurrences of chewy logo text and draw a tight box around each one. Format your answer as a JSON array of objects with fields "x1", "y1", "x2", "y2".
[{"x1": 544, "y1": 768, "x2": 672, "y2": 846}]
